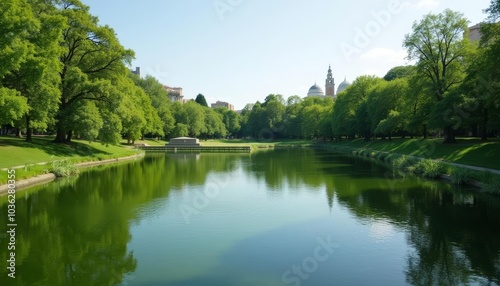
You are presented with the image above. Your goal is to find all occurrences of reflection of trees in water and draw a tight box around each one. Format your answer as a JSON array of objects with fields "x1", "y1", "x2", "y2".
[
  {"x1": 0, "y1": 151, "x2": 499, "y2": 284},
  {"x1": 404, "y1": 190, "x2": 500, "y2": 285},
  {"x1": 246, "y1": 149, "x2": 500, "y2": 284},
  {"x1": 244, "y1": 149, "x2": 334, "y2": 190},
  {"x1": 0, "y1": 153, "x2": 241, "y2": 285}
]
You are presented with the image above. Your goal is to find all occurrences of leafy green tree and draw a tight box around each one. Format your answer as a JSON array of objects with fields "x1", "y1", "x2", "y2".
[
  {"x1": 171, "y1": 123, "x2": 189, "y2": 138},
  {"x1": 403, "y1": 73, "x2": 435, "y2": 138},
  {"x1": 3, "y1": 0, "x2": 65, "y2": 141},
  {"x1": 119, "y1": 93, "x2": 146, "y2": 145},
  {"x1": 458, "y1": 1, "x2": 500, "y2": 140},
  {"x1": 54, "y1": 0, "x2": 134, "y2": 143},
  {"x1": 202, "y1": 108, "x2": 227, "y2": 139},
  {"x1": 383, "y1": 66, "x2": 415, "y2": 81},
  {"x1": 0, "y1": 0, "x2": 37, "y2": 130},
  {"x1": 263, "y1": 94, "x2": 286, "y2": 137},
  {"x1": 215, "y1": 108, "x2": 240, "y2": 137},
  {"x1": 98, "y1": 109, "x2": 122, "y2": 145},
  {"x1": 183, "y1": 101, "x2": 206, "y2": 137},
  {"x1": 283, "y1": 95, "x2": 303, "y2": 138},
  {"x1": 332, "y1": 76, "x2": 382, "y2": 140},
  {"x1": 132, "y1": 74, "x2": 175, "y2": 138},
  {"x1": 0, "y1": 0, "x2": 36, "y2": 79},
  {"x1": 64, "y1": 100, "x2": 103, "y2": 141},
  {"x1": 403, "y1": 9, "x2": 473, "y2": 143},
  {"x1": 367, "y1": 78, "x2": 409, "y2": 139},
  {"x1": 237, "y1": 104, "x2": 253, "y2": 138},
  {"x1": 0, "y1": 90, "x2": 29, "y2": 126},
  {"x1": 195, "y1": 93, "x2": 209, "y2": 107},
  {"x1": 247, "y1": 102, "x2": 267, "y2": 139},
  {"x1": 301, "y1": 104, "x2": 323, "y2": 139}
]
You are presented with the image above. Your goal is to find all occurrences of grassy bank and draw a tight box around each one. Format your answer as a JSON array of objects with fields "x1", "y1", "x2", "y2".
[
  {"x1": 321, "y1": 137, "x2": 500, "y2": 170},
  {"x1": 0, "y1": 136, "x2": 141, "y2": 184},
  {"x1": 319, "y1": 139, "x2": 500, "y2": 193}
]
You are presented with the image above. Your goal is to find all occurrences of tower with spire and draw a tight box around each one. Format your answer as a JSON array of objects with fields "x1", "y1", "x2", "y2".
[{"x1": 325, "y1": 64, "x2": 335, "y2": 97}]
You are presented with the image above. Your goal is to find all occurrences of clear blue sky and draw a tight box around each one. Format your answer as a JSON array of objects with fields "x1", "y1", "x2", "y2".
[{"x1": 82, "y1": 0, "x2": 491, "y2": 110}]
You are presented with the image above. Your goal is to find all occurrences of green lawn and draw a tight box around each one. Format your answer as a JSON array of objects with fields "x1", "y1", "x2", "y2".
[
  {"x1": 0, "y1": 135, "x2": 139, "y2": 169},
  {"x1": 0, "y1": 135, "x2": 143, "y2": 185},
  {"x1": 325, "y1": 137, "x2": 500, "y2": 170}
]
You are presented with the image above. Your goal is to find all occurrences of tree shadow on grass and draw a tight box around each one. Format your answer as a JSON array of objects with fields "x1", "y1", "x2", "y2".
[{"x1": 0, "y1": 136, "x2": 111, "y2": 158}]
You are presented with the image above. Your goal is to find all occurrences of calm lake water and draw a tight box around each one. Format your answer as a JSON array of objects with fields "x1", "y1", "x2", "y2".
[{"x1": 1, "y1": 149, "x2": 500, "y2": 286}]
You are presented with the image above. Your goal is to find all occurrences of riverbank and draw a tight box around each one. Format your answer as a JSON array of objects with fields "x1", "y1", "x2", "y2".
[
  {"x1": 320, "y1": 137, "x2": 500, "y2": 169},
  {"x1": 198, "y1": 138, "x2": 500, "y2": 192},
  {"x1": 0, "y1": 135, "x2": 143, "y2": 185},
  {"x1": 316, "y1": 140, "x2": 500, "y2": 193},
  {"x1": 0, "y1": 153, "x2": 144, "y2": 195}
]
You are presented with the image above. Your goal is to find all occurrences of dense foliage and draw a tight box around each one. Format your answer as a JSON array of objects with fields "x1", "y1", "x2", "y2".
[{"x1": 0, "y1": 0, "x2": 498, "y2": 144}]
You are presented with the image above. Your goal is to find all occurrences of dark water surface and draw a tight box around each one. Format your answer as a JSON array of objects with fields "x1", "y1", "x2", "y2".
[{"x1": 1, "y1": 149, "x2": 500, "y2": 285}]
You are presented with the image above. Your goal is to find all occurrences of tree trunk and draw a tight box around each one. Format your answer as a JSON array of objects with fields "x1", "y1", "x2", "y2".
[
  {"x1": 423, "y1": 124, "x2": 427, "y2": 139},
  {"x1": 26, "y1": 128, "x2": 32, "y2": 142},
  {"x1": 471, "y1": 124, "x2": 478, "y2": 137},
  {"x1": 55, "y1": 126, "x2": 66, "y2": 143},
  {"x1": 26, "y1": 116, "x2": 32, "y2": 142},
  {"x1": 15, "y1": 128, "x2": 22, "y2": 138},
  {"x1": 364, "y1": 131, "x2": 370, "y2": 141},
  {"x1": 481, "y1": 108, "x2": 488, "y2": 141},
  {"x1": 66, "y1": 130, "x2": 73, "y2": 143},
  {"x1": 443, "y1": 126, "x2": 456, "y2": 143}
]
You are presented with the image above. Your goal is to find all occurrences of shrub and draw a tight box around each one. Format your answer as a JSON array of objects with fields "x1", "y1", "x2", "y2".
[
  {"x1": 449, "y1": 166, "x2": 473, "y2": 185},
  {"x1": 51, "y1": 160, "x2": 80, "y2": 177},
  {"x1": 481, "y1": 175, "x2": 500, "y2": 193},
  {"x1": 418, "y1": 160, "x2": 444, "y2": 178},
  {"x1": 393, "y1": 156, "x2": 415, "y2": 172},
  {"x1": 376, "y1": 152, "x2": 387, "y2": 162}
]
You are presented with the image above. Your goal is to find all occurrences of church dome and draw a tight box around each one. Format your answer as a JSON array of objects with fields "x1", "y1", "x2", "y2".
[
  {"x1": 337, "y1": 78, "x2": 351, "y2": 94},
  {"x1": 307, "y1": 83, "x2": 325, "y2": 97}
]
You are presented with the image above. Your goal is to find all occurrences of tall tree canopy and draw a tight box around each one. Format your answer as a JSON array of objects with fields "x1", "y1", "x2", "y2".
[
  {"x1": 195, "y1": 93, "x2": 209, "y2": 107},
  {"x1": 403, "y1": 9, "x2": 473, "y2": 143},
  {"x1": 54, "y1": 0, "x2": 134, "y2": 143}
]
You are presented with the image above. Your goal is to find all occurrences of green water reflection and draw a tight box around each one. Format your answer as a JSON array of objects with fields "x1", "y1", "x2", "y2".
[{"x1": 0, "y1": 149, "x2": 499, "y2": 285}]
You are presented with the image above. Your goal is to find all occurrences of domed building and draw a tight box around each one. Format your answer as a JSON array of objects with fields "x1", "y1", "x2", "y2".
[
  {"x1": 307, "y1": 65, "x2": 346, "y2": 99},
  {"x1": 307, "y1": 83, "x2": 325, "y2": 97},
  {"x1": 337, "y1": 77, "x2": 351, "y2": 94}
]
